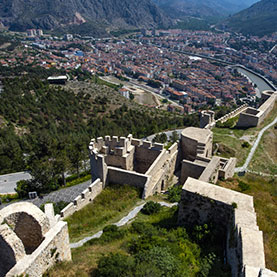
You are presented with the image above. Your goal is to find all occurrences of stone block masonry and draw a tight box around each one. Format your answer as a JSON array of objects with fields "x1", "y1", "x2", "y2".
[
  {"x1": 60, "y1": 178, "x2": 103, "y2": 219},
  {"x1": 89, "y1": 134, "x2": 178, "y2": 199},
  {"x1": 236, "y1": 90, "x2": 277, "y2": 128},
  {"x1": 0, "y1": 202, "x2": 71, "y2": 277},
  {"x1": 177, "y1": 177, "x2": 276, "y2": 277}
]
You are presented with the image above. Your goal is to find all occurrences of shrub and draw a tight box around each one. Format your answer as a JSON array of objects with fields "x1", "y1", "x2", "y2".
[
  {"x1": 141, "y1": 201, "x2": 162, "y2": 215},
  {"x1": 167, "y1": 185, "x2": 182, "y2": 202},
  {"x1": 96, "y1": 253, "x2": 135, "y2": 277},
  {"x1": 131, "y1": 222, "x2": 158, "y2": 236},
  {"x1": 238, "y1": 180, "x2": 250, "y2": 192},
  {"x1": 241, "y1": 141, "x2": 250, "y2": 148},
  {"x1": 101, "y1": 225, "x2": 126, "y2": 242}
]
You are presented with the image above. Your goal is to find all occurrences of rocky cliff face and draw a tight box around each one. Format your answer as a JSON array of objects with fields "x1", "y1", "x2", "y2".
[{"x1": 0, "y1": 0, "x2": 170, "y2": 32}]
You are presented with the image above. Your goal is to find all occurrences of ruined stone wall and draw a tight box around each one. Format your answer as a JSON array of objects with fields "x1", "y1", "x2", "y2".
[
  {"x1": 60, "y1": 179, "x2": 103, "y2": 219},
  {"x1": 180, "y1": 160, "x2": 206, "y2": 185},
  {"x1": 199, "y1": 156, "x2": 221, "y2": 184},
  {"x1": 143, "y1": 143, "x2": 179, "y2": 198},
  {"x1": 236, "y1": 91, "x2": 276, "y2": 128},
  {"x1": 0, "y1": 203, "x2": 71, "y2": 277},
  {"x1": 178, "y1": 177, "x2": 271, "y2": 277},
  {"x1": 105, "y1": 146, "x2": 135, "y2": 170},
  {"x1": 7, "y1": 221, "x2": 71, "y2": 277},
  {"x1": 181, "y1": 136, "x2": 198, "y2": 160},
  {"x1": 236, "y1": 111, "x2": 260, "y2": 128},
  {"x1": 216, "y1": 104, "x2": 248, "y2": 124},
  {"x1": 219, "y1": 157, "x2": 237, "y2": 180}
]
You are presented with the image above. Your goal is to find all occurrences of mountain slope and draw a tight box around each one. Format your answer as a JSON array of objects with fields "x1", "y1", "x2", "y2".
[
  {"x1": 153, "y1": 0, "x2": 259, "y2": 19},
  {"x1": 0, "y1": 0, "x2": 170, "y2": 33},
  {"x1": 222, "y1": 0, "x2": 277, "y2": 36}
]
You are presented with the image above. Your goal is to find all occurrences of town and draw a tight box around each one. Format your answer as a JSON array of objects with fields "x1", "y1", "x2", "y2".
[{"x1": 1, "y1": 29, "x2": 276, "y2": 113}]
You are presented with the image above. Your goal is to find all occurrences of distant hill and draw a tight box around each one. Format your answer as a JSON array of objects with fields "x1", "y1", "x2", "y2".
[
  {"x1": 152, "y1": 0, "x2": 259, "y2": 19},
  {"x1": 0, "y1": 0, "x2": 170, "y2": 35},
  {"x1": 222, "y1": 0, "x2": 277, "y2": 36}
]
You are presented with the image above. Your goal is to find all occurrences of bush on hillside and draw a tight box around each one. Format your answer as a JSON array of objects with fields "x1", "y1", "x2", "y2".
[{"x1": 141, "y1": 201, "x2": 162, "y2": 215}]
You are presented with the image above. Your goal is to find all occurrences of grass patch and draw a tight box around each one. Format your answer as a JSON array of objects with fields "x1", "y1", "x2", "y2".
[
  {"x1": 46, "y1": 206, "x2": 230, "y2": 277},
  {"x1": 212, "y1": 103, "x2": 277, "y2": 166},
  {"x1": 217, "y1": 174, "x2": 277, "y2": 271},
  {"x1": 213, "y1": 130, "x2": 250, "y2": 166},
  {"x1": 249, "y1": 125, "x2": 277, "y2": 175},
  {"x1": 66, "y1": 184, "x2": 142, "y2": 242}
]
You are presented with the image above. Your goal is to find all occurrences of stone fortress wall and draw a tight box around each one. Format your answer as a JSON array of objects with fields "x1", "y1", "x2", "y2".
[
  {"x1": 200, "y1": 104, "x2": 248, "y2": 129},
  {"x1": 60, "y1": 178, "x2": 103, "y2": 219},
  {"x1": 178, "y1": 177, "x2": 277, "y2": 277},
  {"x1": 0, "y1": 202, "x2": 71, "y2": 277},
  {"x1": 2, "y1": 124, "x2": 276, "y2": 276},
  {"x1": 180, "y1": 127, "x2": 236, "y2": 185},
  {"x1": 236, "y1": 90, "x2": 277, "y2": 128},
  {"x1": 88, "y1": 134, "x2": 179, "y2": 199}
]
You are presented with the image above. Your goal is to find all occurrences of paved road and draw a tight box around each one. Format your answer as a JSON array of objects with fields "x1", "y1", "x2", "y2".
[
  {"x1": 70, "y1": 201, "x2": 178, "y2": 248},
  {"x1": 29, "y1": 180, "x2": 92, "y2": 207},
  {"x1": 0, "y1": 172, "x2": 32, "y2": 194},
  {"x1": 235, "y1": 116, "x2": 277, "y2": 173},
  {"x1": 146, "y1": 128, "x2": 184, "y2": 142},
  {"x1": 0, "y1": 180, "x2": 92, "y2": 210}
]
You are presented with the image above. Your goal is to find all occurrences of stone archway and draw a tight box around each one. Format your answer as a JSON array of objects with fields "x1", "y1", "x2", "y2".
[
  {"x1": 0, "y1": 202, "x2": 50, "y2": 254},
  {"x1": 0, "y1": 224, "x2": 26, "y2": 277},
  {"x1": 10, "y1": 212, "x2": 45, "y2": 254}
]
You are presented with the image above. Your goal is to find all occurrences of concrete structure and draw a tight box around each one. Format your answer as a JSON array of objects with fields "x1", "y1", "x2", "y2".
[
  {"x1": 0, "y1": 202, "x2": 71, "y2": 277},
  {"x1": 89, "y1": 134, "x2": 179, "y2": 199},
  {"x1": 178, "y1": 177, "x2": 276, "y2": 277},
  {"x1": 47, "y1": 75, "x2": 68, "y2": 85},
  {"x1": 236, "y1": 90, "x2": 277, "y2": 128}
]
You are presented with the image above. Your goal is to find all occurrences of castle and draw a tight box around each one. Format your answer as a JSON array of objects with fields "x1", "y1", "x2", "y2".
[{"x1": 1, "y1": 124, "x2": 277, "y2": 276}]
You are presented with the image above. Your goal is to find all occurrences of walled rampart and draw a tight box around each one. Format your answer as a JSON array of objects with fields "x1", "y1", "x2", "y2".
[
  {"x1": 237, "y1": 91, "x2": 276, "y2": 128},
  {"x1": 60, "y1": 179, "x2": 103, "y2": 219},
  {"x1": 89, "y1": 135, "x2": 178, "y2": 199},
  {"x1": 216, "y1": 104, "x2": 248, "y2": 124},
  {"x1": 0, "y1": 202, "x2": 71, "y2": 277},
  {"x1": 199, "y1": 156, "x2": 221, "y2": 184},
  {"x1": 177, "y1": 177, "x2": 273, "y2": 277},
  {"x1": 108, "y1": 166, "x2": 149, "y2": 190}
]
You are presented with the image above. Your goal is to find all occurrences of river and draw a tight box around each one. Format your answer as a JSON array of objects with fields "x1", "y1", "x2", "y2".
[{"x1": 236, "y1": 67, "x2": 274, "y2": 98}]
